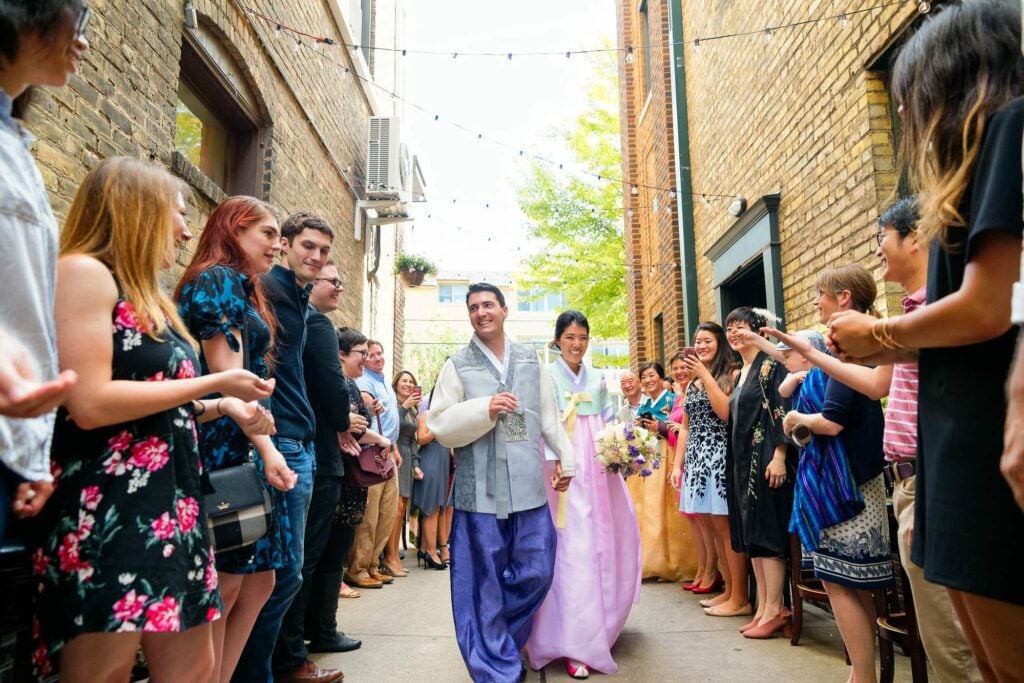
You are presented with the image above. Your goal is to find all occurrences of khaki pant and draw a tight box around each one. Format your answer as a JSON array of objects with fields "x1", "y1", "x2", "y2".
[
  {"x1": 347, "y1": 474, "x2": 399, "y2": 580},
  {"x1": 893, "y1": 475, "x2": 982, "y2": 683}
]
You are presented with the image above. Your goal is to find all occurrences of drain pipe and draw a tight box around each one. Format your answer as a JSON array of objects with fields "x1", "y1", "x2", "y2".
[{"x1": 668, "y1": 0, "x2": 699, "y2": 343}]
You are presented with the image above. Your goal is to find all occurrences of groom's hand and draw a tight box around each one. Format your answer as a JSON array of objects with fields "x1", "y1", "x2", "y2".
[
  {"x1": 551, "y1": 462, "x2": 572, "y2": 492},
  {"x1": 488, "y1": 392, "x2": 518, "y2": 421}
]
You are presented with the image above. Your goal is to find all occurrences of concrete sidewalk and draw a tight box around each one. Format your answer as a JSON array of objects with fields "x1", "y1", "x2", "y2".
[{"x1": 312, "y1": 559, "x2": 917, "y2": 682}]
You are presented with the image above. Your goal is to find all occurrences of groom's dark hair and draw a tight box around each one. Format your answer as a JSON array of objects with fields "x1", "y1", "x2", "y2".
[{"x1": 466, "y1": 282, "x2": 506, "y2": 308}]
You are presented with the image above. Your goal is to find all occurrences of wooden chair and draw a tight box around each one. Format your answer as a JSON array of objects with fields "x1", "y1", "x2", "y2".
[{"x1": 876, "y1": 505, "x2": 928, "y2": 682}]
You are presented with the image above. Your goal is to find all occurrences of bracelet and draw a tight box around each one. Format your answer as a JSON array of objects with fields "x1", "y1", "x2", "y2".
[
  {"x1": 216, "y1": 397, "x2": 227, "y2": 415},
  {"x1": 192, "y1": 400, "x2": 206, "y2": 416},
  {"x1": 872, "y1": 317, "x2": 906, "y2": 350}
]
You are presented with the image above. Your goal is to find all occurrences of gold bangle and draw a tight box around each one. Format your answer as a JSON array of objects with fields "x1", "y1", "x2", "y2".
[{"x1": 871, "y1": 319, "x2": 889, "y2": 349}]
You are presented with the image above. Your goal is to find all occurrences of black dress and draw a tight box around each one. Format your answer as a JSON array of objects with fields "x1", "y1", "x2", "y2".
[
  {"x1": 914, "y1": 97, "x2": 1024, "y2": 605},
  {"x1": 30, "y1": 297, "x2": 222, "y2": 678},
  {"x1": 726, "y1": 352, "x2": 796, "y2": 558}
]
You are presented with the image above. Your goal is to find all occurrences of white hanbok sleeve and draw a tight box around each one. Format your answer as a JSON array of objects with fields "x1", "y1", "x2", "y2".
[
  {"x1": 426, "y1": 359, "x2": 496, "y2": 448},
  {"x1": 539, "y1": 366, "x2": 575, "y2": 476}
]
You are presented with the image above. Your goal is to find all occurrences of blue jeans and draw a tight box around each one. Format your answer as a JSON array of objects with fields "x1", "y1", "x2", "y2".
[{"x1": 232, "y1": 439, "x2": 315, "y2": 683}]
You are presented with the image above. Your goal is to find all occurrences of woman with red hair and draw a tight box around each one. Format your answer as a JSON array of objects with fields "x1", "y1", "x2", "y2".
[{"x1": 176, "y1": 196, "x2": 298, "y2": 683}]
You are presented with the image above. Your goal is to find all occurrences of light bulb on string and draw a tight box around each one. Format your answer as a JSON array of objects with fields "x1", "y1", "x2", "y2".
[
  {"x1": 763, "y1": 28, "x2": 773, "y2": 42},
  {"x1": 565, "y1": 51, "x2": 571, "y2": 59},
  {"x1": 451, "y1": 52, "x2": 458, "y2": 59},
  {"x1": 918, "y1": 1, "x2": 931, "y2": 12},
  {"x1": 627, "y1": 208, "x2": 634, "y2": 218},
  {"x1": 401, "y1": 49, "x2": 406, "y2": 56},
  {"x1": 837, "y1": 12, "x2": 849, "y2": 29},
  {"x1": 692, "y1": 38, "x2": 701, "y2": 54},
  {"x1": 275, "y1": 24, "x2": 282, "y2": 36},
  {"x1": 701, "y1": 194, "x2": 711, "y2": 207},
  {"x1": 668, "y1": 190, "x2": 677, "y2": 199},
  {"x1": 631, "y1": 184, "x2": 639, "y2": 195},
  {"x1": 625, "y1": 46, "x2": 635, "y2": 64},
  {"x1": 293, "y1": 39, "x2": 302, "y2": 53}
]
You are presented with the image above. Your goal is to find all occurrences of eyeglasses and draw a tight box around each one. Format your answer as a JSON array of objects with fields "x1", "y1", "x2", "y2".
[
  {"x1": 74, "y1": 7, "x2": 91, "y2": 42},
  {"x1": 314, "y1": 277, "x2": 344, "y2": 290},
  {"x1": 874, "y1": 230, "x2": 887, "y2": 247}
]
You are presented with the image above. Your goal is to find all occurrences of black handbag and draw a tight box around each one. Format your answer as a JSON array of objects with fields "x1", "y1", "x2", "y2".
[
  {"x1": 205, "y1": 459, "x2": 273, "y2": 552},
  {"x1": 203, "y1": 311, "x2": 274, "y2": 552}
]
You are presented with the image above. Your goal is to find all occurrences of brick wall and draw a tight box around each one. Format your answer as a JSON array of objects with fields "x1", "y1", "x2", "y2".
[
  {"x1": 617, "y1": 0, "x2": 921, "y2": 360},
  {"x1": 616, "y1": 0, "x2": 687, "y2": 369},
  {"x1": 23, "y1": 0, "x2": 406, "y2": 330}
]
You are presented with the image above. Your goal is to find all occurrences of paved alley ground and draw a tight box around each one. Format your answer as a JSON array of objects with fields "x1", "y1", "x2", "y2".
[{"x1": 313, "y1": 557, "x2": 917, "y2": 682}]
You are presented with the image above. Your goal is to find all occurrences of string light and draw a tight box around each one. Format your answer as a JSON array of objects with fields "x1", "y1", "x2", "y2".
[
  {"x1": 918, "y1": 1, "x2": 931, "y2": 12},
  {"x1": 692, "y1": 38, "x2": 701, "y2": 54},
  {"x1": 668, "y1": 190, "x2": 677, "y2": 199},
  {"x1": 249, "y1": 1, "x2": 913, "y2": 59},
  {"x1": 838, "y1": 12, "x2": 850, "y2": 28},
  {"x1": 763, "y1": 28, "x2": 773, "y2": 42},
  {"x1": 631, "y1": 185, "x2": 639, "y2": 195}
]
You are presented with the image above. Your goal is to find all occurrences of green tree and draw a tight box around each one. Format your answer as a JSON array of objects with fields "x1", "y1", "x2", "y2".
[
  {"x1": 402, "y1": 325, "x2": 463, "y2": 390},
  {"x1": 515, "y1": 47, "x2": 625, "y2": 340}
]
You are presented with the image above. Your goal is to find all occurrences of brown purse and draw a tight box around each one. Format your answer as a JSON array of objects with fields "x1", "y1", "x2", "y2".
[{"x1": 344, "y1": 414, "x2": 394, "y2": 487}]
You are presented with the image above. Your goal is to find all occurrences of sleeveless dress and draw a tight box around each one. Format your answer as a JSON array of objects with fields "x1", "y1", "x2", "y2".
[
  {"x1": 29, "y1": 297, "x2": 222, "y2": 679},
  {"x1": 680, "y1": 383, "x2": 729, "y2": 516},
  {"x1": 527, "y1": 360, "x2": 641, "y2": 674},
  {"x1": 395, "y1": 406, "x2": 419, "y2": 499},
  {"x1": 177, "y1": 265, "x2": 293, "y2": 573},
  {"x1": 626, "y1": 391, "x2": 697, "y2": 581}
]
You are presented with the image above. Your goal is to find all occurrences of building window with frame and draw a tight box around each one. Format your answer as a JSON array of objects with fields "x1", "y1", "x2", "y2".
[
  {"x1": 438, "y1": 283, "x2": 469, "y2": 304},
  {"x1": 174, "y1": 20, "x2": 267, "y2": 197},
  {"x1": 639, "y1": 0, "x2": 652, "y2": 96},
  {"x1": 517, "y1": 288, "x2": 566, "y2": 312}
]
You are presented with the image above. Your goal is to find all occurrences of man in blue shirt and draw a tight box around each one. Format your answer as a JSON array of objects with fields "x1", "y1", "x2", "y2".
[
  {"x1": 346, "y1": 341, "x2": 402, "y2": 588},
  {"x1": 233, "y1": 214, "x2": 341, "y2": 683}
]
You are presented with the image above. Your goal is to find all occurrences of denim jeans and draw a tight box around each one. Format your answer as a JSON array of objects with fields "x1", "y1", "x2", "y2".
[
  {"x1": 232, "y1": 438, "x2": 315, "y2": 683},
  {"x1": 272, "y1": 473, "x2": 342, "y2": 672}
]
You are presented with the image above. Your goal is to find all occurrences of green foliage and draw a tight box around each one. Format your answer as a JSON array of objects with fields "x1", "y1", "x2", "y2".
[
  {"x1": 394, "y1": 252, "x2": 437, "y2": 276},
  {"x1": 515, "y1": 46, "x2": 626, "y2": 340},
  {"x1": 402, "y1": 326, "x2": 463, "y2": 389},
  {"x1": 174, "y1": 100, "x2": 202, "y2": 168}
]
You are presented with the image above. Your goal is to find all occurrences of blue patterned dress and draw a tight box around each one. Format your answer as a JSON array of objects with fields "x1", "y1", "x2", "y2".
[{"x1": 177, "y1": 265, "x2": 293, "y2": 573}]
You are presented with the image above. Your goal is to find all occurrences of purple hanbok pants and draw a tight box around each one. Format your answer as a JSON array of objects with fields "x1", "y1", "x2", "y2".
[{"x1": 450, "y1": 505, "x2": 556, "y2": 682}]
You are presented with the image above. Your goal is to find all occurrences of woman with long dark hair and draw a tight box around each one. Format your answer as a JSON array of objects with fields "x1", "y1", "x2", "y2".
[
  {"x1": 670, "y1": 323, "x2": 745, "y2": 609},
  {"x1": 526, "y1": 310, "x2": 640, "y2": 679},
  {"x1": 717, "y1": 307, "x2": 795, "y2": 633},
  {"x1": 175, "y1": 196, "x2": 297, "y2": 682},
  {"x1": 829, "y1": 2, "x2": 1024, "y2": 676}
]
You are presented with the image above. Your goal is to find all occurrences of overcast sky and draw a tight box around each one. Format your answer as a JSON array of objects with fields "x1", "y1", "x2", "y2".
[{"x1": 400, "y1": 0, "x2": 617, "y2": 273}]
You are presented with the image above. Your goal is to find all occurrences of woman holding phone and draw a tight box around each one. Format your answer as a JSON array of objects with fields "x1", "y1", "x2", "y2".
[
  {"x1": 627, "y1": 361, "x2": 696, "y2": 582},
  {"x1": 382, "y1": 370, "x2": 422, "y2": 576}
]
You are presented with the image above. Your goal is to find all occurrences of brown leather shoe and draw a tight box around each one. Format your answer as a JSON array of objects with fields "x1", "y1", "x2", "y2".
[
  {"x1": 343, "y1": 574, "x2": 382, "y2": 589},
  {"x1": 369, "y1": 571, "x2": 393, "y2": 584},
  {"x1": 275, "y1": 658, "x2": 344, "y2": 682}
]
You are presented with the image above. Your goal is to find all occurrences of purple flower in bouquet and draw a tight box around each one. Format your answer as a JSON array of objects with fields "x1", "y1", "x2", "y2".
[
  {"x1": 628, "y1": 444, "x2": 640, "y2": 457},
  {"x1": 640, "y1": 468, "x2": 652, "y2": 477},
  {"x1": 652, "y1": 459, "x2": 661, "y2": 470},
  {"x1": 624, "y1": 423, "x2": 636, "y2": 441},
  {"x1": 633, "y1": 455, "x2": 646, "y2": 466}
]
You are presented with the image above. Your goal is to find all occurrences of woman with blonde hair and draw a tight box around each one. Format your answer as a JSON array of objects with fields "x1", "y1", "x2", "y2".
[
  {"x1": 829, "y1": 1, "x2": 1024, "y2": 677},
  {"x1": 28, "y1": 157, "x2": 276, "y2": 681}
]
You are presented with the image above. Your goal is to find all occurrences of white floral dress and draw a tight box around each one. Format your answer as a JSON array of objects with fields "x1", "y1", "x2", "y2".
[{"x1": 28, "y1": 298, "x2": 222, "y2": 678}]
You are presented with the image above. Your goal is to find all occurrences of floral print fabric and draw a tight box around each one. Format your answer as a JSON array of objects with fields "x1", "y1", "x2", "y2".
[
  {"x1": 29, "y1": 299, "x2": 222, "y2": 679},
  {"x1": 177, "y1": 265, "x2": 292, "y2": 573}
]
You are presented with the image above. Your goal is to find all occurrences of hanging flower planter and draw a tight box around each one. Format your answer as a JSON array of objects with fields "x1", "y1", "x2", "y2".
[{"x1": 394, "y1": 252, "x2": 437, "y2": 288}]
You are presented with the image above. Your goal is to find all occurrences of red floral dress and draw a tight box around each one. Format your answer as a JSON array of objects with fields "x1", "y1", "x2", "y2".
[{"x1": 28, "y1": 299, "x2": 222, "y2": 678}]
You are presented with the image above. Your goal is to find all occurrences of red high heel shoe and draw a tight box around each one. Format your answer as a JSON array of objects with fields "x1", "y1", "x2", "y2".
[
  {"x1": 690, "y1": 572, "x2": 724, "y2": 594},
  {"x1": 681, "y1": 579, "x2": 700, "y2": 591},
  {"x1": 742, "y1": 611, "x2": 792, "y2": 639}
]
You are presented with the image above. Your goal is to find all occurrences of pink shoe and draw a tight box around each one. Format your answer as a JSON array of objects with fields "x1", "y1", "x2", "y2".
[{"x1": 566, "y1": 659, "x2": 590, "y2": 679}]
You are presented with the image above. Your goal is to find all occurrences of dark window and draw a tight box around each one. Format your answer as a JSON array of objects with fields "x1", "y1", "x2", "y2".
[
  {"x1": 654, "y1": 313, "x2": 665, "y2": 368},
  {"x1": 639, "y1": 1, "x2": 652, "y2": 96},
  {"x1": 175, "y1": 25, "x2": 265, "y2": 196}
]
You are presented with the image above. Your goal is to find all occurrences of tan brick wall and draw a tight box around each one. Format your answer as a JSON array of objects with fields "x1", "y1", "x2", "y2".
[
  {"x1": 618, "y1": 0, "x2": 922, "y2": 357},
  {"x1": 23, "y1": 0, "x2": 397, "y2": 329}
]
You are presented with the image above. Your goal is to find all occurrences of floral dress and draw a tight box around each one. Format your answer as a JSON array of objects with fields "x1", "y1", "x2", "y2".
[
  {"x1": 177, "y1": 265, "x2": 292, "y2": 573},
  {"x1": 29, "y1": 298, "x2": 222, "y2": 679},
  {"x1": 681, "y1": 383, "x2": 729, "y2": 515}
]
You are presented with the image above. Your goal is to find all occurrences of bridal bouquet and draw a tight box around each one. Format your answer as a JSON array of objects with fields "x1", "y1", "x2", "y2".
[{"x1": 593, "y1": 421, "x2": 660, "y2": 478}]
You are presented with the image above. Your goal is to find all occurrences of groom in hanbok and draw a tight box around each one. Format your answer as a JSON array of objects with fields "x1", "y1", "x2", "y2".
[{"x1": 427, "y1": 282, "x2": 575, "y2": 682}]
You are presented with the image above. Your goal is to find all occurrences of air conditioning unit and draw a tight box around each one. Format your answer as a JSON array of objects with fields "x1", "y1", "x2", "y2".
[{"x1": 366, "y1": 116, "x2": 410, "y2": 201}]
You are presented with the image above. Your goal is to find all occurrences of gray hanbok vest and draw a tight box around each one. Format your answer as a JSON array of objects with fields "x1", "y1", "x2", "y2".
[{"x1": 450, "y1": 341, "x2": 547, "y2": 518}]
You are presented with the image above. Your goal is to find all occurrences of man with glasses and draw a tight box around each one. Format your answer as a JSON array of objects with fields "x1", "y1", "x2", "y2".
[{"x1": 273, "y1": 261, "x2": 362, "y2": 682}]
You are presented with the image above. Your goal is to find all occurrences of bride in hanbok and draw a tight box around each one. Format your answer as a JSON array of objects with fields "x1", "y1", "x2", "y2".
[{"x1": 527, "y1": 310, "x2": 642, "y2": 679}]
